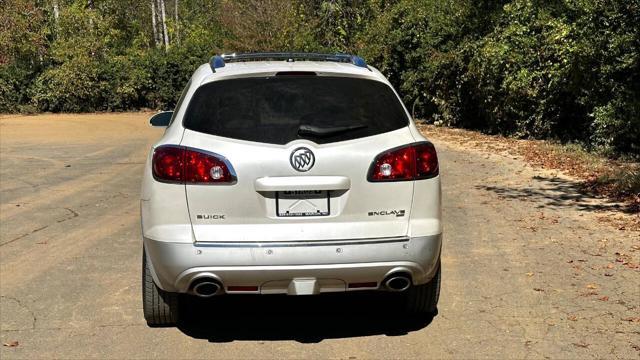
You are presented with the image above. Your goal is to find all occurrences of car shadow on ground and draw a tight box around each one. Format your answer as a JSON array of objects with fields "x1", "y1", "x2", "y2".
[
  {"x1": 476, "y1": 175, "x2": 637, "y2": 214},
  {"x1": 176, "y1": 292, "x2": 435, "y2": 343}
]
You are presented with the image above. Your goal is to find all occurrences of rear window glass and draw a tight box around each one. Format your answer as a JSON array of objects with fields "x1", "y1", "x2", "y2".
[{"x1": 183, "y1": 76, "x2": 409, "y2": 144}]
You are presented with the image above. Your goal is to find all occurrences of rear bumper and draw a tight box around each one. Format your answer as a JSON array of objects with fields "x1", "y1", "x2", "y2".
[{"x1": 144, "y1": 234, "x2": 442, "y2": 294}]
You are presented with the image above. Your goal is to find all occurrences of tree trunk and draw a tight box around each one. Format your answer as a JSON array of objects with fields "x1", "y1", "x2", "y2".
[
  {"x1": 151, "y1": 0, "x2": 160, "y2": 47},
  {"x1": 174, "y1": 0, "x2": 179, "y2": 44},
  {"x1": 52, "y1": 0, "x2": 60, "y2": 36},
  {"x1": 53, "y1": 0, "x2": 59, "y2": 22},
  {"x1": 159, "y1": 0, "x2": 170, "y2": 51},
  {"x1": 87, "y1": 0, "x2": 94, "y2": 26}
]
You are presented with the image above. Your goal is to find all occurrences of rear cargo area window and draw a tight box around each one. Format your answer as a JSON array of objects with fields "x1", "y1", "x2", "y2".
[{"x1": 183, "y1": 76, "x2": 409, "y2": 144}]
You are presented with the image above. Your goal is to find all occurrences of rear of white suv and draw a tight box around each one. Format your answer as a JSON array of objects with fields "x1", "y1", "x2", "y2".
[{"x1": 141, "y1": 53, "x2": 442, "y2": 326}]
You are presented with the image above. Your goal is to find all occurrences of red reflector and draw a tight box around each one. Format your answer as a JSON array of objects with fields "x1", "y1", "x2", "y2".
[
  {"x1": 348, "y1": 282, "x2": 378, "y2": 289},
  {"x1": 152, "y1": 145, "x2": 236, "y2": 184},
  {"x1": 227, "y1": 286, "x2": 259, "y2": 292},
  {"x1": 368, "y1": 142, "x2": 439, "y2": 182},
  {"x1": 415, "y1": 142, "x2": 439, "y2": 178},
  {"x1": 152, "y1": 145, "x2": 185, "y2": 183}
]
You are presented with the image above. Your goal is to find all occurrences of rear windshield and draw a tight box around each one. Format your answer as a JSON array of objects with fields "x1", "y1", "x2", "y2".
[{"x1": 183, "y1": 76, "x2": 409, "y2": 144}]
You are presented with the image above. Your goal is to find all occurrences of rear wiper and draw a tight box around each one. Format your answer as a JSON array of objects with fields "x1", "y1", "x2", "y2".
[{"x1": 298, "y1": 124, "x2": 367, "y2": 137}]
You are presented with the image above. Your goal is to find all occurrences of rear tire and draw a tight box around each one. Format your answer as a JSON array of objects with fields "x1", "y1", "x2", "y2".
[
  {"x1": 142, "y1": 249, "x2": 179, "y2": 326},
  {"x1": 403, "y1": 261, "x2": 441, "y2": 315}
]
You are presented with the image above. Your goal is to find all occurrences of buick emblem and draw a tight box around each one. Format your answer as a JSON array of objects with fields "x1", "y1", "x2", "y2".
[{"x1": 290, "y1": 147, "x2": 315, "y2": 172}]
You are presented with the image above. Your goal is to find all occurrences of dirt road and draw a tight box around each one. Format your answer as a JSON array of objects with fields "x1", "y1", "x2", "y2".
[{"x1": 1, "y1": 113, "x2": 638, "y2": 359}]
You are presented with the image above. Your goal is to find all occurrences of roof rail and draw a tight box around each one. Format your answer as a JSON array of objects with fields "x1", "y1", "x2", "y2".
[{"x1": 209, "y1": 52, "x2": 369, "y2": 72}]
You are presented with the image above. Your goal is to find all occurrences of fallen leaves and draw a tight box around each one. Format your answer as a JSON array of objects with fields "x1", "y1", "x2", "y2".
[
  {"x1": 526, "y1": 272, "x2": 534, "y2": 277},
  {"x1": 572, "y1": 342, "x2": 590, "y2": 348},
  {"x1": 581, "y1": 284, "x2": 599, "y2": 296},
  {"x1": 622, "y1": 317, "x2": 640, "y2": 323},
  {"x1": 3, "y1": 340, "x2": 19, "y2": 348},
  {"x1": 420, "y1": 124, "x2": 640, "y2": 230},
  {"x1": 615, "y1": 252, "x2": 630, "y2": 264},
  {"x1": 567, "y1": 259, "x2": 587, "y2": 264},
  {"x1": 599, "y1": 296, "x2": 609, "y2": 301},
  {"x1": 536, "y1": 212, "x2": 561, "y2": 225},
  {"x1": 533, "y1": 287, "x2": 545, "y2": 292},
  {"x1": 568, "y1": 315, "x2": 578, "y2": 321},
  {"x1": 613, "y1": 252, "x2": 640, "y2": 269},
  {"x1": 524, "y1": 340, "x2": 533, "y2": 347}
]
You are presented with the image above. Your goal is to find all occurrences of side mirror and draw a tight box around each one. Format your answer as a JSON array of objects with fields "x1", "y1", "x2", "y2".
[{"x1": 149, "y1": 111, "x2": 173, "y2": 127}]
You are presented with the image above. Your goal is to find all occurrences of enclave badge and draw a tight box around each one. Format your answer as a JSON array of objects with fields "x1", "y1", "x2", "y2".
[{"x1": 290, "y1": 147, "x2": 315, "y2": 172}]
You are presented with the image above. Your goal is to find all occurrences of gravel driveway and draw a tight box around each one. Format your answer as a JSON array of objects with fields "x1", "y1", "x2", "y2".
[{"x1": 1, "y1": 113, "x2": 638, "y2": 358}]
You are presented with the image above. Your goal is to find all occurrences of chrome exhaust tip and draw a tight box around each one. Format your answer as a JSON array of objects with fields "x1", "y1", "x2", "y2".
[
  {"x1": 191, "y1": 279, "x2": 222, "y2": 297},
  {"x1": 384, "y1": 275, "x2": 411, "y2": 292}
]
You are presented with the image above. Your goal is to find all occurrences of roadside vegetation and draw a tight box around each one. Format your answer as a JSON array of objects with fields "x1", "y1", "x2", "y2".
[
  {"x1": 2, "y1": 1, "x2": 639, "y2": 161},
  {"x1": 419, "y1": 123, "x2": 640, "y2": 215}
]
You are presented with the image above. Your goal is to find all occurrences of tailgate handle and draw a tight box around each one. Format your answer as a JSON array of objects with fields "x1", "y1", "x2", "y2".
[{"x1": 254, "y1": 176, "x2": 350, "y2": 191}]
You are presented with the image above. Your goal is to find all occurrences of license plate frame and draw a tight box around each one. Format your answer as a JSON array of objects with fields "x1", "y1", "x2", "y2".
[{"x1": 276, "y1": 190, "x2": 330, "y2": 217}]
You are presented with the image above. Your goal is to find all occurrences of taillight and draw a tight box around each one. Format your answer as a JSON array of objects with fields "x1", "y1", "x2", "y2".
[
  {"x1": 152, "y1": 146, "x2": 185, "y2": 183},
  {"x1": 414, "y1": 142, "x2": 439, "y2": 178},
  {"x1": 368, "y1": 142, "x2": 439, "y2": 182},
  {"x1": 152, "y1": 145, "x2": 236, "y2": 184}
]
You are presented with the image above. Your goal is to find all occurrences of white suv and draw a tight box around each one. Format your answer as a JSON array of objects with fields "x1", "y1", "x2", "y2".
[{"x1": 141, "y1": 53, "x2": 442, "y2": 326}]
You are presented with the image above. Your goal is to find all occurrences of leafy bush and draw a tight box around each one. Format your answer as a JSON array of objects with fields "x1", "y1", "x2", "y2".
[
  {"x1": 591, "y1": 92, "x2": 640, "y2": 156},
  {"x1": 0, "y1": 65, "x2": 27, "y2": 113},
  {"x1": 468, "y1": 1, "x2": 578, "y2": 138}
]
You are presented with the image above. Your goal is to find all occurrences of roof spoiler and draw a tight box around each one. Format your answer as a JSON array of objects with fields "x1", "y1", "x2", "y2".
[{"x1": 209, "y1": 52, "x2": 369, "y2": 72}]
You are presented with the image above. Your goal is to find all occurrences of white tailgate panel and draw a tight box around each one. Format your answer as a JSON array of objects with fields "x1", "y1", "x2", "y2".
[{"x1": 182, "y1": 128, "x2": 415, "y2": 242}]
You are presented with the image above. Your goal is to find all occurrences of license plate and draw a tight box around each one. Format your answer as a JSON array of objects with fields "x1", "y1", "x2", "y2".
[{"x1": 276, "y1": 190, "x2": 330, "y2": 217}]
